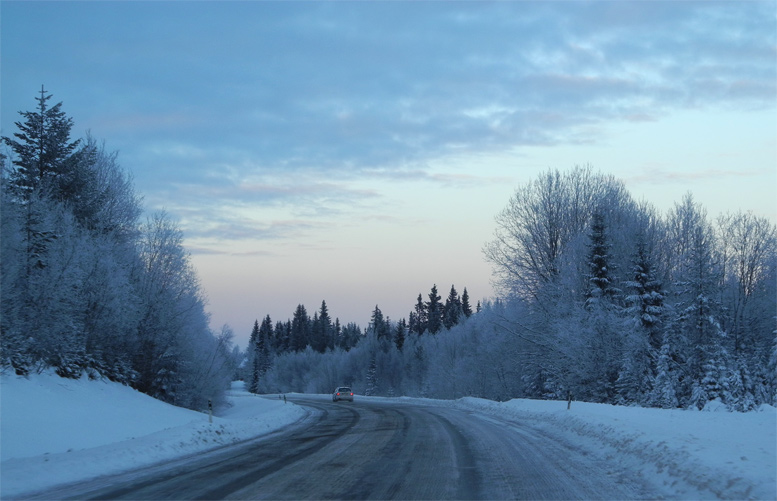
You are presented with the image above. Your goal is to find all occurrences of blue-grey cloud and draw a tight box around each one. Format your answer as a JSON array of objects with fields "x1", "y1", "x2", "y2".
[{"x1": 2, "y1": 0, "x2": 774, "y2": 232}]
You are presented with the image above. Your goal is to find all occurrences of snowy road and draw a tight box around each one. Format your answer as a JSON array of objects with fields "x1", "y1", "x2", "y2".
[{"x1": 30, "y1": 394, "x2": 653, "y2": 500}]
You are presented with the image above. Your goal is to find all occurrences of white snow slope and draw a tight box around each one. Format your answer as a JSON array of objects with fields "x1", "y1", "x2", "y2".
[{"x1": 1, "y1": 372, "x2": 775, "y2": 500}]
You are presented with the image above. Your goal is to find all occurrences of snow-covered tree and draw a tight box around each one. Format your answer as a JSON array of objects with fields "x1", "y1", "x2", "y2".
[
  {"x1": 484, "y1": 166, "x2": 630, "y2": 301},
  {"x1": 2, "y1": 86, "x2": 80, "y2": 199}
]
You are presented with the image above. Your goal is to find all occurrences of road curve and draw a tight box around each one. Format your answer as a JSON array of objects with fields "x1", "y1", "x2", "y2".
[{"x1": 31, "y1": 395, "x2": 652, "y2": 500}]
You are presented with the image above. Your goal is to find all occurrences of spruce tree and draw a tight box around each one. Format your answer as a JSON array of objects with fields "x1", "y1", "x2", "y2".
[
  {"x1": 626, "y1": 237, "x2": 664, "y2": 352},
  {"x1": 461, "y1": 288, "x2": 473, "y2": 317},
  {"x1": 394, "y1": 318, "x2": 406, "y2": 351},
  {"x1": 332, "y1": 318, "x2": 341, "y2": 351},
  {"x1": 426, "y1": 285, "x2": 443, "y2": 334},
  {"x1": 412, "y1": 293, "x2": 427, "y2": 335},
  {"x1": 273, "y1": 320, "x2": 288, "y2": 352},
  {"x1": 311, "y1": 312, "x2": 324, "y2": 352},
  {"x1": 317, "y1": 300, "x2": 333, "y2": 352},
  {"x1": 247, "y1": 320, "x2": 261, "y2": 392},
  {"x1": 651, "y1": 342, "x2": 679, "y2": 409},
  {"x1": 3, "y1": 86, "x2": 80, "y2": 198},
  {"x1": 370, "y1": 305, "x2": 390, "y2": 341},
  {"x1": 585, "y1": 211, "x2": 617, "y2": 308},
  {"x1": 443, "y1": 284, "x2": 462, "y2": 330},
  {"x1": 291, "y1": 304, "x2": 310, "y2": 352},
  {"x1": 256, "y1": 315, "x2": 273, "y2": 389},
  {"x1": 583, "y1": 210, "x2": 622, "y2": 402}
]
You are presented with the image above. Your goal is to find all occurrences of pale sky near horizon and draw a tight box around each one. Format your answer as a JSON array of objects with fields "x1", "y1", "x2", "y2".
[{"x1": 2, "y1": 1, "x2": 775, "y2": 349}]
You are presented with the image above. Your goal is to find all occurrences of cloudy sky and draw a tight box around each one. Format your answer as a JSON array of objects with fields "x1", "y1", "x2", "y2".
[{"x1": 2, "y1": 1, "x2": 775, "y2": 347}]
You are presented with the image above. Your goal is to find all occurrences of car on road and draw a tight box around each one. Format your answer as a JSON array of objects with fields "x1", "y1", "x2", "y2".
[{"x1": 332, "y1": 387, "x2": 354, "y2": 402}]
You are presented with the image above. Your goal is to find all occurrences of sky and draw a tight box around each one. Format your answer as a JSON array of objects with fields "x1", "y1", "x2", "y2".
[{"x1": 2, "y1": 1, "x2": 775, "y2": 348}]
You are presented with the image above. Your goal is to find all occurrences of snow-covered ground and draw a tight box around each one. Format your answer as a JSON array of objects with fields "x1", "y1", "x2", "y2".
[
  {"x1": 0, "y1": 373, "x2": 306, "y2": 498},
  {"x1": 453, "y1": 397, "x2": 776, "y2": 500},
  {"x1": 1, "y1": 372, "x2": 775, "y2": 499}
]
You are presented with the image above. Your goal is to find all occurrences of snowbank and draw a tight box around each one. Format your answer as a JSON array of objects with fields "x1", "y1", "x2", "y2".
[
  {"x1": 0, "y1": 373, "x2": 306, "y2": 498},
  {"x1": 1, "y1": 372, "x2": 774, "y2": 500},
  {"x1": 453, "y1": 397, "x2": 776, "y2": 500}
]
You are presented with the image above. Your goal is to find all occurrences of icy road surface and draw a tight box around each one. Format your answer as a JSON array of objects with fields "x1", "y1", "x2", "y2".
[{"x1": 28, "y1": 394, "x2": 653, "y2": 500}]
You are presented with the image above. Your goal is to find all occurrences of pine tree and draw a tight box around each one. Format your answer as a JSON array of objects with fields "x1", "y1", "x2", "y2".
[
  {"x1": 668, "y1": 194, "x2": 723, "y2": 405},
  {"x1": 247, "y1": 320, "x2": 261, "y2": 393},
  {"x1": 394, "y1": 318, "x2": 406, "y2": 351},
  {"x1": 273, "y1": 320, "x2": 289, "y2": 352},
  {"x1": 443, "y1": 284, "x2": 462, "y2": 330},
  {"x1": 651, "y1": 342, "x2": 679, "y2": 409},
  {"x1": 461, "y1": 288, "x2": 473, "y2": 318},
  {"x1": 626, "y1": 237, "x2": 665, "y2": 351},
  {"x1": 583, "y1": 210, "x2": 622, "y2": 402},
  {"x1": 426, "y1": 285, "x2": 443, "y2": 334},
  {"x1": 291, "y1": 304, "x2": 310, "y2": 352},
  {"x1": 411, "y1": 293, "x2": 427, "y2": 335},
  {"x1": 370, "y1": 305, "x2": 390, "y2": 341},
  {"x1": 585, "y1": 211, "x2": 617, "y2": 308},
  {"x1": 339, "y1": 322, "x2": 362, "y2": 351},
  {"x1": 3, "y1": 86, "x2": 80, "y2": 198},
  {"x1": 311, "y1": 312, "x2": 324, "y2": 353},
  {"x1": 621, "y1": 236, "x2": 665, "y2": 403},
  {"x1": 332, "y1": 318, "x2": 341, "y2": 351},
  {"x1": 254, "y1": 315, "x2": 273, "y2": 391},
  {"x1": 316, "y1": 300, "x2": 333, "y2": 352}
]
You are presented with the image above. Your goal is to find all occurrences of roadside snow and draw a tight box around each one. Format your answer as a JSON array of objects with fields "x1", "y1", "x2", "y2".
[
  {"x1": 452, "y1": 397, "x2": 777, "y2": 500},
  {"x1": 1, "y1": 373, "x2": 774, "y2": 500},
  {"x1": 0, "y1": 373, "x2": 306, "y2": 498}
]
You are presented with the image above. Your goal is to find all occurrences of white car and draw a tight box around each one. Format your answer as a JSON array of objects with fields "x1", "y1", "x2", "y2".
[{"x1": 332, "y1": 387, "x2": 354, "y2": 402}]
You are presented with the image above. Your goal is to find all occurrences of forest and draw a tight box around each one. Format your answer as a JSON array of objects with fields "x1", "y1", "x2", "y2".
[
  {"x1": 1, "y1": 89, "x2": 239, "y2": 410},
  {"x1": 2, "y1": 91, "x2": 775, "y2": 412}
]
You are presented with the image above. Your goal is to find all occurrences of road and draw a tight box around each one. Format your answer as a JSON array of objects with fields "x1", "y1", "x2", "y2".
[{"x1": 32, "y1": 395, "x2": 652, "y2": 500}]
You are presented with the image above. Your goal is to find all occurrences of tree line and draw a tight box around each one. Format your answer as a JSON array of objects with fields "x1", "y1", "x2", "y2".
[
  {"x1": 1, "y1": 88, "x2": 239, "y2": 410},
  {"x1": 247, "y1": 167, "x2": 776, "y2": 411},
  {"x1": 3, "y1": 90, "x2": 773, "y2": 412},
  {"x1": 242, "y1": 284, "x2": 476, "y2": 393}
]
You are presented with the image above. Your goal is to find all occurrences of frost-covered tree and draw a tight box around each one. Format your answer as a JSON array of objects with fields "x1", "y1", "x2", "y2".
[
  {"x1": 1, "y1": 90, "x2": 233, "y2": 410},
  {"x1": 666, "y1": 194, "x2": 723, "y2": 406},
  {"x1": 484, "y1": 166, "x2": 629, "y2": 301},
  {"x1": 651, "y1": 342, "x2": 679, "y2": 409},
  {"x1": 717, "y1": 211, "x2": 777, "y2": 358},
  {"x1": 585, "y1": 210, "x2": 618, "y2": 308},
  {"x1": 626, "y1": 235, "x2": 665, "y2": 352},
  {"x1": 2, "y1": 86, "x2": 80, "y2": 199}
]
